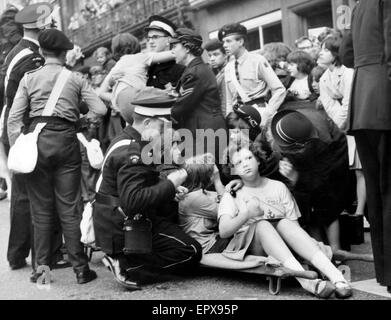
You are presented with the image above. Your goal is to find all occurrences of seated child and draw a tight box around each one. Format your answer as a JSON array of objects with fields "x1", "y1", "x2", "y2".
[{"x1": 217, "y1": 143, "x2": 353, "y2": 299}]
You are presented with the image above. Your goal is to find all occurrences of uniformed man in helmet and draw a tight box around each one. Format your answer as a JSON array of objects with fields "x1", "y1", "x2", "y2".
[
  {"x1": 1, "y1": 2, "x2": 67, "y2": 273},
  {"x1": 94, "y1": 87, "x2": 202, "y2": 290}
]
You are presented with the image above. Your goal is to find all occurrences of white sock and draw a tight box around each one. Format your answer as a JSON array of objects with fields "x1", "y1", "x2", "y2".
[
  {"x1": 283, "y1": 257, "x2": 321, "y2": 294},
  {"x1": 310, "y1": 251, "x2": 346, "y2": 284}
]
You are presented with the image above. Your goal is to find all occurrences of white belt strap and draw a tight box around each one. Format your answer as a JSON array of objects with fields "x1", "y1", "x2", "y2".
[
  {"x1": 96, "y1": 139, "x2": 133, "y2": 192},
  {"x1": 4, "y1": 48, "x2": 33, "y2": 94}
]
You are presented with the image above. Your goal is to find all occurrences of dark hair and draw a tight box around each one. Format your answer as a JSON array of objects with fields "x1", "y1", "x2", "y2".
[
  {"x1": 225, "y1": 142, "x2": 267, "y2": 175},
  {"x1": 287, "y1": 50, "x2": 314, "y2": 75},
  {"x1": 182, "y1": 41, "x2": 203, "y2": 57},
  {"x1": 311, "y1": 65, "x2": 326, "y2": 82},
  {"x1": 41, "y1": 48, "x2": 64, "y2": 58},
  {"x1": 260, "y1": 42, "x2": 292, "y2": 69},
  {"x1": 183, "y1": 153, "x2": 215, "y2": 192},
  {"x1": 111, "y1": 33, "x2": 141, "y2": 60},
  {"x1": 203, "y1": 39, "x2": 225, "y2": 54},
  {"x1": 322, "y1": 33, "x2": 343, "y2": 66},
  {"x1": 226, "y1": 111, "x2": 261, "y2": 142}
]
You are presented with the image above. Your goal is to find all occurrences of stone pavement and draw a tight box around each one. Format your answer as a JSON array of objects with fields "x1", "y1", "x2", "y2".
[{"x1": 0, "y1": 199, "x2": 389, "y2": 300}]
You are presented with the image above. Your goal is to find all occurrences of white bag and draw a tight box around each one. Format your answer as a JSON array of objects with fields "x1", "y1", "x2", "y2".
[
  {"x1": 8, "y1": 123, "x2": 45, "y2": 173},
  {"x1": 77, "y1": 133, "x2": 104, "y2": 170},
  {"x1": 80, "y1": 202, "x2": 95, "y2": 245},
  {"x1": 7, "y1": 68, "x2": 71, "y2": 174}
]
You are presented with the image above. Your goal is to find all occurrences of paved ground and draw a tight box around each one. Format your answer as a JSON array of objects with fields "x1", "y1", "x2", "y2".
[{"x1": 0, "y1": 199, "x2": 390, "y2": 300}]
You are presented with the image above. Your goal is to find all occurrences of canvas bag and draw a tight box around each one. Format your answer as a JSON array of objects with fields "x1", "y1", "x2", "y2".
[
  {"x1": 8, "y1": 67, "x2": 72, "y2": 174},
  {"x1": 77, "y1": 133, "x2": 104, "y2": 170},
  {"x1": 81, "y1": 139, "x2": 133, "y2": 245}
]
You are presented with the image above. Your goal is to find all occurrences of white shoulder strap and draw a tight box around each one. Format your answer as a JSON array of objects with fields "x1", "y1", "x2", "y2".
[
  {"x1": 4, "y1": 48, "x2": 34, "y2": 93},
  {"x1": 41, "y1": 68, "x2": 72, "y2": 116},
  {"x1": 95, "y1": 139, "x2": 133, "y2": 192},
  {"x1": 77, "y1": 132, "x2": 89, "y2": 148},
  {"x1": 229, "y1": 61, "x2": 250, "y2": 103}
]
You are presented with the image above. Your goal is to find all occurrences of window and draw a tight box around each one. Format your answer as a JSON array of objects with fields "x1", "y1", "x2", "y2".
[{"x1": 209, "y1": 10, "x2": 282, "y2": 52}]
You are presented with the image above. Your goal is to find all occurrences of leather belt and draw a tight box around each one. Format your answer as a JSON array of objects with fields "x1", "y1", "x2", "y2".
[{"x1": 95, "y1": 192, "x2": 120, "y2": 207}]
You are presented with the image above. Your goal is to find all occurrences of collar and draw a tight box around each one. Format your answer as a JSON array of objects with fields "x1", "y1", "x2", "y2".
[
  {"x1": 123, "y1": 125, "x2": 142, "y2": 141},
  {"x1": 23, "y1": 36, "x2": 40, "y2": 48},
  {"x1": 236, "y1": 50, "x2": 249, "y2": 65},
  {"x1": 187, "y1": 56, "x2": 204, "y2": 69}
]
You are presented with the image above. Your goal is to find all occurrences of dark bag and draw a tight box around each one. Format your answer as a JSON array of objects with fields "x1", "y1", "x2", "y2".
[{"x1": 123, "y1": 213, "x2": 152, "y2": 255}]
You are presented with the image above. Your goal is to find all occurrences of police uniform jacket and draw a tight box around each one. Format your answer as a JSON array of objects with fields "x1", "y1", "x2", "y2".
[
  {"x1": 171, "y1": 57, "x2": 226, "y2": 135},
  {"x1": 146, "y1": 60, "x2": 185, "y2": 89},
  {"x1": 7, "y1": 63, "x2": 107, "y2": 146},
  {"x1": 1, "y1": 38, "x2": 44, "y2": 146},
  {"x1": 342, "y1": 0, "x2": 391, "y2": 131},
  {"x1": 93, "y1": 126, "x2": 178, "y2": 255},
  {"x1": 275, "y1": 108, "x2": 349, "y2": 225}
]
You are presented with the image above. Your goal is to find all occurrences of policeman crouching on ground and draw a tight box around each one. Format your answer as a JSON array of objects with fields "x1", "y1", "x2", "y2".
[
  {"x1": 7, "y1": 29, "x2": 107, "y2": 284},
  {"x1": 93, "y1": 87, "x2": 202, "y2": 290}
]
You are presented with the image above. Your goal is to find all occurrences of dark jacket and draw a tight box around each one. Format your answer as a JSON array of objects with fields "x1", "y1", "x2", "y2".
[
  {"x1": 147, "y1": 60, "x2": 185, "y2": 90},
  {"x1": 171, "y1": 57, "x2": 227, "y2": 135},
  {"x1": 342, "y1": 0, "x2": 391, "y2": 131},
  {"x1": 93, "y1": 126, "x2": 177, "y2": 255},
  {"x1": 1, "y1": 38, "x2": 44, "y2": 147},
  {"x1": 275, "y1": 108, "x2": 349, "y2": 225}
]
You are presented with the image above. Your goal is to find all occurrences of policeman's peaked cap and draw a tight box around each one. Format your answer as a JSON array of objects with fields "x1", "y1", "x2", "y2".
[
  {"x1": 15, "y1": 2, "x2": 53, "y2": 29},
  {"x1": 169, "y1": 28, "x2": 203, "y2": 47},
  {"x1": 144, "y1": 15, "x2": 177, "y2": 37},
  {"x1": 132, "y1": 87, "x2": 176, "y2": 119},
  {"x1": 38, "y1": 28, "x2": 74, "y2": 51}
]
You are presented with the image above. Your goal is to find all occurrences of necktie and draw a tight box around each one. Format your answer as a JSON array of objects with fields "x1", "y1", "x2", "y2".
[{"x1": 235, "y1": 59, "x2": 242, "y2": 105}]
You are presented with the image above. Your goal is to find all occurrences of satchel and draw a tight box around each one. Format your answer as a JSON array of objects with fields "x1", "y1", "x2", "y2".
[
  {"x1": 77, "y1": 133, "x2": 104, "y2": 170},
  {"x1": 7, "y1": 68, "x2": 72, "y2": 174}
]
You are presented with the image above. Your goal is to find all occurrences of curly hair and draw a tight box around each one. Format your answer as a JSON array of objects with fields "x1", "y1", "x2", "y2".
[
  {"x1": 223, "y1": 142, "x2": 267, "y2": 177},
  {"x1": 287, "y1": 50, "x2": 314, "y2": 75},
  {"x1": 260, "y1": 42, "x2": 292, "y2": 69},
  {"x1": 111, "y1": 33, "x2": 141, "y2": 60},
  {"x1": 183, "y1": 41, "x2": 203, "y2": 57}
]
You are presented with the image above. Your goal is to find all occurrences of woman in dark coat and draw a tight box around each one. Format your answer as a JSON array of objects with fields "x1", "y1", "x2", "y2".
[
  {"x1": 340, "y1": 0, "x2": 391, "y2": 292},
  {"x1": 170, "y1": 28, "x2": 227, "y2": 162}
]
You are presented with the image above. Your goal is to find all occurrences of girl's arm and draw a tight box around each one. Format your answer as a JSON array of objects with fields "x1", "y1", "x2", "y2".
[
  {"x1": 218, "y1": 193, "x2": 250, "y2": 238},
  {"x1": 151, "y1": 51, "x2": 176, "y2": 64},
  {"x1": 212, "y1": 165, "x2": 225, "y2": 197}
]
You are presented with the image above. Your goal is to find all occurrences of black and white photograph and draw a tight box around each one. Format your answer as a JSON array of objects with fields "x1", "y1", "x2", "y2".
[{"x1": 0, "y1": 0, "x2": 390, "y2": 307}]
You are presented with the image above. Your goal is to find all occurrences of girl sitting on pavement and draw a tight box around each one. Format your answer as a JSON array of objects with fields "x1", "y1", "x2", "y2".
[{"x1": 217, "y1": 143, "x2": 353, "y2": 299}]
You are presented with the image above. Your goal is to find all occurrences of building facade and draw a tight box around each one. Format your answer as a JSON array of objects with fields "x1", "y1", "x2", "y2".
[{"x1": 57, "y1": 0, "x2": 356, "y2": 59}]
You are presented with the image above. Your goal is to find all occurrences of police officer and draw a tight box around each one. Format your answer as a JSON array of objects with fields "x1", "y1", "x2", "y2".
[
  {"x1": 145, "y1": 15, "x2": 185, "y2": 90},
  {"x1": 170, "y1": 28, "x2": 227, "y2": 161},
  {"x1": 218, "y1": 23, "x2": 286, "y2": 125},
  {"x1": 94, "y1": 87, "x2": 202, "y2": 290},
  {"x1": 1, "y1": 2, "x2": 66, "y2": 271},
  {"x1": 8, "y1": 28, "x2": 106, "y2": 284}
]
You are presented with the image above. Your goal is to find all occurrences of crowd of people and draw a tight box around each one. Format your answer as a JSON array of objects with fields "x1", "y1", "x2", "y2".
[
  {"x1": 68, "y1": 0, "x2": 125, "y2": 31},
  {"x1": 0, "y1": 0, "x2": 390, "y2": 300}
]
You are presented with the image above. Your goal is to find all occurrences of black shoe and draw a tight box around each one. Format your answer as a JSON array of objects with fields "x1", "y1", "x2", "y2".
[
  {"x1": 52, "y1": 259, "x2": 72, "y2": 269},
  {"x1": 30, "y1": 269, "x2": 52, "y2": 284},
  {"x1": 102, "y1": 255, "x2": 141, "y2": 290},
  {"x1": 387, "y1": 286, "x2": 391, "y2": 294},
  {"x1": 10, "y1": 259, "x2": 27, "y2": 270},
  {"x1": 76, "y1": 269, "x2": 97, "y2": 284}
]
